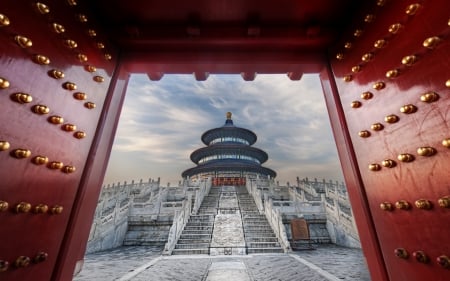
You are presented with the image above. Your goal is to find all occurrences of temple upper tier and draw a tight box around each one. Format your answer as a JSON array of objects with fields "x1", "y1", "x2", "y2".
[{"x1": 182, "y1": 112, "x2": 277, "y2": 180}]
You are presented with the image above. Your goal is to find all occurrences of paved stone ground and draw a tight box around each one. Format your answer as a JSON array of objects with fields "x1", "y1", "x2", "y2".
[{"x1": 74, "y1": 245, "x2": 371, "y2": 281}]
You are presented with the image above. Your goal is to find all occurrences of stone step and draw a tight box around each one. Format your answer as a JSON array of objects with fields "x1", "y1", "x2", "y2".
[
  {"x1": 171, "y1": 248, "x2": 210, "y2": 255},
  {"x1": 246, "y1": 247, "x2": 284, "y2": 254},
  {"x1": 175, "y1": 243, "x2": 210, "y2": 249},
  {"x1": 247, "y1": 242, "x2": 280, "y2": 248},
  {"x1": 177, "y1": 238, "x2": 211, "y2": 244},
  {"x1": 180, "y1": 233, "x2": 211, "y2": 239},
  {"x1": 245, "y1": 237, "x2": 279, "y2": 242},
  {"x1": 182, "y1": 230, "x2": 212, "y2": 235},
  {"x1": 184, "y1": 226, "x2": 213, "y2": 231},
  {"x1": 244, "y1": 232, "x2": 276, "y2": 238}
]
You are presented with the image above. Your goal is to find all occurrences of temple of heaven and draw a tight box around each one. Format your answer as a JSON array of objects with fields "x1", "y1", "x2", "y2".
[{"x1": 182, "y1": 112, "x2": 276, "y2": 186}]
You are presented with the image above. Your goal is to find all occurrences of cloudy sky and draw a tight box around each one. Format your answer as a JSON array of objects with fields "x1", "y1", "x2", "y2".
[{"x1": 103, "y1": 74, "x2": 344, "y2": 186}]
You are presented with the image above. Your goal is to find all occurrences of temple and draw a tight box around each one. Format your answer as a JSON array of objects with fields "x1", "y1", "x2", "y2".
[{"x1": 182, "y1": 112, "x2": 276, "y2": 185}]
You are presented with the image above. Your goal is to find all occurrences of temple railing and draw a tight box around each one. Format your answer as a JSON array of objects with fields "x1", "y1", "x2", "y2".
[
  {"x1": 264, "y1": 195, "x2": 292, "y2": 253},
  {"x1": 192, "y1": 178, "x2": 212, "y2": 214},
  {"x1": 162, "y1": 194, "x2": 192, "y2": 255}
]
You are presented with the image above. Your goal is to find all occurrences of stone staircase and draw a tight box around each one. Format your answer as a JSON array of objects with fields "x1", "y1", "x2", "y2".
[
  {"x1": 236, "y1": 186, "x2": 283, "y2": 254},
  {"x1": 171, "y1": 188, "x2": 220, "y2": 255}
]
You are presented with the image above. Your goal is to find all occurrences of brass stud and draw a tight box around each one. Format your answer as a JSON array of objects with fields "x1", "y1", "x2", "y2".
[
  {"x1": 395, "y1": 200, "x2": 410, "y2": 210},
  {"x1": 52, "y1": 23, "x2": 65, "y2": 34},
  {"x1": 336, "y1": 53, "x2": 344, "y2": 60},
  {"x1": 14, "y1": 256, "x2": 31, "y2": 268},
  {"x1": 364, "y1": 14, "x2": 375, "y2": 23},
  {"x1": 361, "y1": 91, "x2": 373, "y2": 100},
  {"x1": 371, "y1": 123, "x2": 384, "y2": 131},
  {"x1": 351, "y1": 66, "x2": 361, "y2": 73},
  {"x1": 442, "y1": 138, "x2": 450, "y2": 148},
  {"x1": 0, "y1": 260, "x2": 8, "y2": 272},
  {"x1": 11, "y1": 93, "x2": 33, "y2": 104},
  {"x1": 438, "y1": 196, "x2": 450, "y2": 208},
  {"x1": 400, "y1": 104, "x2": 417, "y2": 114},
  {"x1": 33, "y1": 252, "x2": 48, "y2": 263},
  {"x1": 417, "y1": 147, "x2": 436, "y2": 157},
  {"x1": 67, "y1": 0, "x2": 77, "y2": 6},
  {"x1": 420, "y1": 91, "x2": 439, "y2": 103},
  {"x1": 344, "y1": 42, "x2": 352, "y2": 49},
  {"x1": 32, "y1": 104, "x2": 50, "y2": 115},
  {"x1": 373, "y1": 82, "x2": 385, "y2": 90},
  {"x1": 50, "y1": 205, "x2": 63, "y2": 214},
  {"x1": 49, "y1": 69, "x2": 65, "y2": 79},
  {"x1": 0, "y1": 77, "x2": 10, "y2": 89},
  {"x1": 78, "y1": 14, "x2": 88, "y2": 23},
  {"x1": 0, "y1": 201, "x2": 9, "y2": 212},
  {"x1": 380, "y1": 202, "x2": 394, "y2": 211},
  {"x1": 32, "y1": 155, "x2": 49, "y2": 165},
  {"x1": 48, "y1": 161, "x2": 64, "y2": 170},
  {"x1": 104, "y1": 53, "x2": 112, "y2": 60},
  {"x1": 344, "y1": 75, "x2": 353, "y2": 82},
  {"x1": 14, "y1": 35, "x2": 33, "y2": 48},
  {"x1": 415, "y1": 199, "x2": 432, "y2": 210},
  {"x1": 386, "y1": 69, "x2": 399, "y2": 79},
  {"x1": 436, "y1": 255, "x2": 450, "y2": 269},
  {"x1": 74, "y1": 131, "x2": 86, "y2": 139},
  {"x1": 77, "y1": 53, "x2": 88, "y2": 62},
  {"x1": 0, "y1": 14, "x2": 11, "y2": 26},
  {"x1": 35, "y1": 3, "x2": 50, "y2": 14},
  {"x1": 397, "y1": 153, "x2": 415, "y2": 162},
  {"x1": 96, "y1": 42, "x2": 105, "y2": 49},
  {"x1": 62, "y1": 165, "x2": 76, "y2": 173},
  {"x1": 423, "y1": 36, "x2": 441, "y2": 49},
  {"x1": 376, "y1": 0, "x2": 386, "y2": 6},
  {"x1": 394, "y1": 248, "x2": 409, "y2": 259},
  {"x1": 413, "y1": 251, "x2": 429, "y2": 264},
  {"x1": 88, "y1": 29, "x2": 97, "y2": 37},
  {"x1": 447, "y1": 79, "x2": 450, "y2": 88},
  {"x1": 353, "y1": 29, "x2": 363, "y2": 37},
  {"x1": 62, "y1": 124, "x2": 77, "y2": 132},
  {"x1": 351, "y1": 101, "x2": 361, "y2": 108},
  {"x1": 381, "y1": 159, "x2": 396, "y2": 168},
  {"x1": 361, "y1": 53, "x2": 373, "y2": 62},
  {"x1": 48, "y1": 115, "x2": 64, "y2": 125},
  {"x1": 85, "y1": 65, "x2": 97, "y2": 72},
  {"x1": 33, "y1": 204, "x2": 49, "y2": 214},
  {"x1": 15, "y1": 202, "x2": 32, "y2": 213},
  {"x1": 13, "y1": 149, "x2": 31, "y2": 159},
  {"x1": 369, "y1": 163, "x2": 381, "y2": 171},
  {"x1": 401, "y1": 55, "x2": 417, "y2": 66},
  {"x1": 384, "y1": 114, "x2": 399, "y2": 123},
  {"x1": 63, "y1": 82, "x2": 77, "y2": 91},
  {"x1": 358, "y1": 130, "x2": 371, "y2": 138},
  {"x1": 85, "y1": 102, "x2": 96, "y2": 109},
  {"x1": 94, "y1": 75, "x2": 105, "y2": 83},
  {"x1": 0, "y1": 141, "x2": 10, "y2": 151},
  {"x1": 405, "y1": 3, "x2": 422, "y2": 15},
  {"x1": 388, "y1": 23, "x2": 403, "y2": 34},
  {"x1": 64, "y1": 39, "x2": 77, "y2": 49},
  {"x1": 33, "y1": 54, "x2": 50, "y2": 65},
  {"x1": 374, "y1": 39, "x2": 387, "y2": 49},
  {"x1": 73, "y1": 92, "x2": 87, "y2": 100}
]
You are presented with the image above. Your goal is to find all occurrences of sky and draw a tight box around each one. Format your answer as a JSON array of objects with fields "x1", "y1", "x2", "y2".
[{"x1": 103, "y1": 74, "x2": 344, "y2": 187}]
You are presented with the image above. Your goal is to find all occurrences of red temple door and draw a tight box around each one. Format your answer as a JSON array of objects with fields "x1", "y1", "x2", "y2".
[
  {"x1": 0, "y1": 3, "x2": 128, "y2": 280},
  {"x1": 322, "y1": 1, "x2": 450, "y2": 280}
]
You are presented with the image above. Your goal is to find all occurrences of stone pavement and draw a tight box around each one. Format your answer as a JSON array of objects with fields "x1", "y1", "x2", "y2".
[{"x1": 74, "y1": 245, "x2": 371, "y2": 281}]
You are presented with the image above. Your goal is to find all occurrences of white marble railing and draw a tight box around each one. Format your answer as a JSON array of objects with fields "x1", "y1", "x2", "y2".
[
  {"x1": 271, "y1": 200, "x2": 325, "y2": 216},
  {"x1": 246, "y1": 179, "x2": 264, "y2": 213},
  {"x1": 192, "y1": 178, "x2": 212, "y2": 214},
  {"x1": 264, "y1": 196, "x2": 292, "y2": 253},
  {"x1": 163, "y1": 194, "x2": 192, "y2": 255}
]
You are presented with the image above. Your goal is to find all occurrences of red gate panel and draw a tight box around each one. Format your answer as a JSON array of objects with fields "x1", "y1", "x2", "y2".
[
  {"x1": 326, "y1": 1, "x2": 450, "y2": 280},
  {"x1": 0, "y1": 2, "x2": 123, "y2": 280}
]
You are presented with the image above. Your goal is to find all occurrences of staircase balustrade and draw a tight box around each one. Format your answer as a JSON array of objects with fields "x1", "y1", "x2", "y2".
[
  {"x1": 264, "y1": 196, "x2": 292, "y2": 253},
  {"x1": 163, "y1": 194, "x2": 192, "y2": 255}
]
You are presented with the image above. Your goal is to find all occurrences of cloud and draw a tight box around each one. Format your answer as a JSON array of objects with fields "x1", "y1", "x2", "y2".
[{"x1": 104, "y1": 74, "x2": 343, "y2": 186}]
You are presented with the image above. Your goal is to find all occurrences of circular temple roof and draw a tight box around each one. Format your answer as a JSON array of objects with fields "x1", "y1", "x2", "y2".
[
  {"x1": 190, "y1": 144, "x2": 268, "y2": 164},
  {"x1": 181, "y1": 159, "x2": 277, "y2": 178},
  {"x1": 201, "y1": 114, "x2": 257, "y2": 145}
]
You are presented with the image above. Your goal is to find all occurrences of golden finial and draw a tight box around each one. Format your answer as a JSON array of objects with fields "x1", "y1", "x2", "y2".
[{"x1": 226, "y1": 112, "x2": 232, "y2": 119}]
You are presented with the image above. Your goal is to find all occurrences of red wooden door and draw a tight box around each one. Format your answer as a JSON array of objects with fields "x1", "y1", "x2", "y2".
[
  {"x1": 0, "y1": 2, "x2": 126, "y2": 280},
  {"x1": 324, "y1": 1, "x2": 450, "y2": 280}
]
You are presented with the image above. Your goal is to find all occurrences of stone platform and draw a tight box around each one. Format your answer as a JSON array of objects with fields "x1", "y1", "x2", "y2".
[{"x1": 74, "y1": 245, "x2": 371, "y2": 281}]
